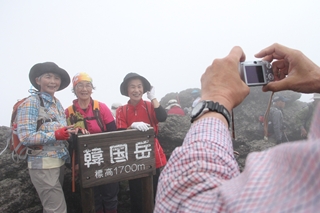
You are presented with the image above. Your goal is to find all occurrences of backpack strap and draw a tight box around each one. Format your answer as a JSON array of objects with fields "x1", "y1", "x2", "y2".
[
  {"x1": 92, "y1": 100, "x2": 105, "y2": 132},
  {"x1": 68, "y1": 100, "x2": 105, "y2": 132},
  {"x1": 144, "y1": 101, "x2": 154, "y2": 127},
  {"x1": 67, "y1": 105, "x2": 75, "y2": 116},
  {"x1": 36, "y1": 94, "x2": 57, "y2": 130},
  {"x1": 39, "y1": 95, "x2": 44, "y2": 107}
]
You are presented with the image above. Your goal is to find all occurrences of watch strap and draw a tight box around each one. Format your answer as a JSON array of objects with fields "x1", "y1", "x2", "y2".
[
  {"x1": 207, "y1": 101, "x2": 231, "y2": 128},
  {"x1": 191, "y1": 101, "x2": 231, "y2": 128}
]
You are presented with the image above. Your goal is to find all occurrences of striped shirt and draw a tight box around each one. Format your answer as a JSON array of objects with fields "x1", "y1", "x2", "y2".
[
  {"x1": 17, "y1": 92, "x2": 69, "y2": 169},
  {"x1": 155, "y1": 104, "x2": 320, "y2": 213}
]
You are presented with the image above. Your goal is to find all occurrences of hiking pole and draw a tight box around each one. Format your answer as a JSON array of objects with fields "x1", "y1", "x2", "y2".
[
  {"x1": 283, "y1": 131, "x2": 289, "y2": 142},
  {"x1": 72, "y1": 149, "x2": 75, "y2": 192},
  {"x1": 263, "y1": 92, "x2": 274, "y2": 141},
  {"x1": 232, "y1": 109, "x2": 235, "y2": 139},
  {"x1": 231, "y1": 110, "x2": 240, "y2": 156},
  {"x1": 70, "y1": 133, "x2": 77, "y2": 193}
]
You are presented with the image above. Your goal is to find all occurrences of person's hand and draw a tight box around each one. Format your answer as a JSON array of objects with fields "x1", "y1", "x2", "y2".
[
  {"x1": 55, "y1": 125, "x2": 74, "y2": 140},
  {"x1": 201, "y1": 46, "x2": 250, "y2": 113},
  {"x1": 147, "y1": 86, "x2": 156, "y2": 101},
  {"x1": 131, "y1": 122, "x2": 150, "y2": 131},
  {"x1": 69, "y1": 125, "x2": 90, "y2": 135},
  {"x1": 255, "y1": 43, "x2": 320, "y2": 93},
  {"x1": 74, "y1": 127, "x2": 90, "y2": 135}
]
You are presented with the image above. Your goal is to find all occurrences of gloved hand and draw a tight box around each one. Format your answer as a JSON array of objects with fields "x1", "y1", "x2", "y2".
[
  {"x1": 147, "y1": 86, "x2": 156, "y2": 101},
  {"x1": 131, "y1": 122, "x2": 150, "y2": 132},
  {"x1": 55, "y1": 127, "x2": 70, "y2": 140}
]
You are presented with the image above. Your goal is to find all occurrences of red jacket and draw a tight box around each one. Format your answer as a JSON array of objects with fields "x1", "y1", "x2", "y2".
[
  {"x1": 116, "y1": 99, "x2": 167, "y2": 168},
  {"x1": 167, "y1": 106, "x2": 185, "y2": 116}
]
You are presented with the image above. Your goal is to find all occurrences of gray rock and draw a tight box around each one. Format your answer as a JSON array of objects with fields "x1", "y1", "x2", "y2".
[{"x1": 0, "y1": 87, "x2": 307, "y2": 212}]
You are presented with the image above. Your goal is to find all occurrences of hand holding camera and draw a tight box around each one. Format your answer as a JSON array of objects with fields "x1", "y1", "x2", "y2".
[
  {"x1": 239, "y1": 60, "x2": 275, "y2": 87},
  {"x1": 200, "y1": 46, "x2": 249, "y2": 113},
  {"x1": 254, "y1": 43, "x2": 320, "y2": 93}
]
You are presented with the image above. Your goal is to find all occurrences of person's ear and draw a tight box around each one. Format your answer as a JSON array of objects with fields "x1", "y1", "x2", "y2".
[{"x1": 35, "y1": 77, "x2": 41, "y2": 86}]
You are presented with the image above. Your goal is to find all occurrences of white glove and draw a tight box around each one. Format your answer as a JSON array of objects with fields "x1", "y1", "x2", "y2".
[
  {"x1": 147, "y1": 86, "x2": 156, "y2": 101},
  {"x1": 131, "y1": 122, "x2": 150, "y2": 132}
]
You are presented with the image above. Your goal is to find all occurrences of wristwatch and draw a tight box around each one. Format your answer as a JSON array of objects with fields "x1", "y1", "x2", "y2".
[{"x1": 190, "y1": 100, "x2": 231, "y2": 127}]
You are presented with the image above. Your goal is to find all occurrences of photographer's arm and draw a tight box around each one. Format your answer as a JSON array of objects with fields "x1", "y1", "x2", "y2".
[
  {"x1": 155, "y1": 46, "x2": 249, "y2": 212},
  {"x1": 156, "y1": 44, "x2": 320, "y2": 213}
]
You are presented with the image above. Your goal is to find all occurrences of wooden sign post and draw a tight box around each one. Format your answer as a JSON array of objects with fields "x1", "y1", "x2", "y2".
[{"x1": 76, "y1": 128, "x2": 156, "y2": 213}]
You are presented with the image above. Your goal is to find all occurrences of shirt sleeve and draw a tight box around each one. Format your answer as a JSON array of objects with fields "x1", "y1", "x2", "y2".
[
  {"x1": 155, "y1": 113, "x2": 320, "y2": 212},
  {"x1": 99, "y1": 102, "x2": 114, "y2": 125},
  {"x1": 116, "y1": 105, "x2": 128, "y2": 130},
  {"x1": 16, "y1": 96, "x2": 56, "y2": 146},
  {"x1": 154, "y1": 105, "x2": 167, "y2": 122},
  {"x1": 155, "y1": 117, "x2": 239, "y2": 212}
]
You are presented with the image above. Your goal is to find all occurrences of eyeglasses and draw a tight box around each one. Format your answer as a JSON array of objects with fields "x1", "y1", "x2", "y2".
[{"x1": 76, "y1": 84, "x2": 93, "y2": 89}]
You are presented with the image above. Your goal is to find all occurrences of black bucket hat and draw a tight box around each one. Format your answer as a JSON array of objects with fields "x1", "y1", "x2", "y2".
[
  {"x1": 29, "y1": 62, "x2": 71, "y2": 91},
  {"x1": 120, "y1": 72, "x2": 151, "y2": 97}
]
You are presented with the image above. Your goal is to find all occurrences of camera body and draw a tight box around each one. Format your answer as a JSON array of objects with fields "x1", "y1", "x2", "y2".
[{"x1": 239, "y1": 61, "x2": 274, "y2": 86}]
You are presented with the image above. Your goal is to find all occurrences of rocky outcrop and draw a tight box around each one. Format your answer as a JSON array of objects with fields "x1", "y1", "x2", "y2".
[
  {"x1": 0, "y1": 126, "x2": 83, "y2": 213},
  {"x1": 158, "y1": 86, "x2": 305, "y2": 171},
  {"x1": 0, "y1": 87, "x2": 307, "y2": 212}
]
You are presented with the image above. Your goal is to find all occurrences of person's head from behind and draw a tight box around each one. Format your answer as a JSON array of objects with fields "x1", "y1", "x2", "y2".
[
  {"x1": 72, "y1": 72, "x2": 95, "y2": 101},
  {"x1": 273, "y1": 95, "x2": 288, "y2": 109},
  {"x1": 29, "y1": 62, "x2": 70, "y2": 97},
  {"x1": 120, "y1": 73, "x2": 151, "y2": 105},
  {"x1": 166, "y1": 99, "x2": 181, "y2": 110}
]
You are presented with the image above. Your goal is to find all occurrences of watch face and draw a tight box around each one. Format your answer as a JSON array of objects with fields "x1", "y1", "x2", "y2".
[{"x1": 191, "y1": 100, "x2": 206, "y2": 118}]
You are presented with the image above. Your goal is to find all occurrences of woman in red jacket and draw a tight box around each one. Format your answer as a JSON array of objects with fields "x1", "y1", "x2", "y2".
[{"x1": 116, "y1": 73, "x2": 167, "y2": 213}]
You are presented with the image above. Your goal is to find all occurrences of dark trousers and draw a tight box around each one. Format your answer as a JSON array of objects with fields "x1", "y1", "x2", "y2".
[
  {"x1": 129, "y1": 168, "x2": 161, "y2": 213},
  {"x1": 93, "y1": 182, "x2": 119, "y2": 213}
]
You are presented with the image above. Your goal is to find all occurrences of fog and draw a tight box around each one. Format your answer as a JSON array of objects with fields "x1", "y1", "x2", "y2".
[{"x1": 0, "y1": 0, "x2": 318, "y2": 126}]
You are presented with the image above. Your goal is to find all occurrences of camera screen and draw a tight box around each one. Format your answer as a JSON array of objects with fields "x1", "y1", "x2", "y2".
[{"x1": 245, "y1": 66, "x2": 265, "y2": 83}]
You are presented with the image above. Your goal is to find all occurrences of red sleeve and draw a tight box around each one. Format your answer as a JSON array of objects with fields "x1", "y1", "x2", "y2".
[
  {"x1": 116, "y1": 105, "x2": 128, "y2": 129},
  {"x1": 146, "y1": 101, "x2": 158, "y2": 125},
  {"x1": 99, "y1": 102, "x2": 114, "y2": 125}
]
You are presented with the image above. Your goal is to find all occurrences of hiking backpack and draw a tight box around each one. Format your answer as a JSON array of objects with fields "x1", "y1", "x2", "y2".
[
  {"x1": 67, "y1": 100, "x2": 105, "y2": 132},
  {"x1": 8, "y1": 94, "x2": 55, "y2": 162}
]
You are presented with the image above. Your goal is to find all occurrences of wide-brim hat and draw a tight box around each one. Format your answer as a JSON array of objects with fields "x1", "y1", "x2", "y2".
[
  {"x1": 29, "y1": 62, "x2": 70, "y2": 91},
  {"x1": 120, "y1": 72, "x2": 151, "y2": 97}
]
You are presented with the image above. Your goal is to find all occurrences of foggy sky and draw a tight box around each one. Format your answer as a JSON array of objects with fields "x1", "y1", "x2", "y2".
[{"x1": 0, "y1": 0, "x2": 318, "y2": 126}]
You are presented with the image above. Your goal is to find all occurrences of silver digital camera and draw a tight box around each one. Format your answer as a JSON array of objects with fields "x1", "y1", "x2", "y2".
[{"x1": 239, "y1": 61, "x2": 274, "y2": 86}]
